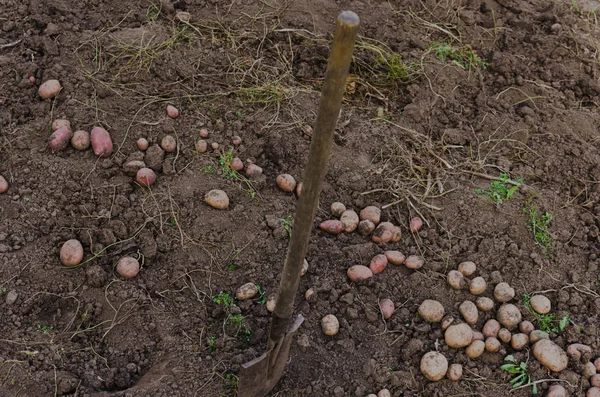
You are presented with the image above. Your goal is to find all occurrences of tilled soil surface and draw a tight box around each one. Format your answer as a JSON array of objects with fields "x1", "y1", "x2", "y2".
[{"x1": 2, "y1": 0, "x2": 600, "y2": 396}]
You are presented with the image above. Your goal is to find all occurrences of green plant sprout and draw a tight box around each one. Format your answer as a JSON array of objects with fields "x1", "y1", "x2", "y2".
[
  {"x1": 212, "y1": 292, "x2": 233, "y2": 310},
  {"x1": 500, "y1": 355, "x2": 537, "y2": 394},
  {"x1": 279, "y1": 215, "x2": 293, "y2": 238},
  {"x1": 37, "y1": 324, "x2": 54, "y2": 334},
  {"x1": 523, "y1": 294, "x2": 569, "y2": 333},
  {"x1": 203, "y1": 165, "x2": 216, "y2": 174},
  {"x1": 217, "y1": 148, "x2": 260, "y2": 202},
  {"x1": 430, "y1": 41, "x2": 488, "y2": 70},
  {"x1": 207, "y1": 336, "x2": 216, "y2": 352},
  {"x1": 523, "y1": 203, "x2": 553, "y2": 257},
  {"x1": 475, "y1": 173, "x2": 522, "y2": 204},
  {"x1": 255, "y1": 284, "x2": 267, "y2": 305}
]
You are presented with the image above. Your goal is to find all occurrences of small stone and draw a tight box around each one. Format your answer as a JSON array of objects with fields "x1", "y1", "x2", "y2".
[{"x1": 236, "y1": 283, "x2": 258, "y2": 300}]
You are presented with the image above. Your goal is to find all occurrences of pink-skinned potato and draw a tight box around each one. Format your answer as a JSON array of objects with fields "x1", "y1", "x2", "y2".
[
  {"x1": 347, "y1": 265, "x2": 373, "y2": 282},
  {"x1": 38, "y1": 79, "x2": 61, "y2": 99},
  {"x1": 319, "y1": 220, "x2": 343, "y2": 234},
  {"x1": 60, "y1": 239, "x2": 84, "y2": 267},
  {"x1": 0, "y1": 175, "x2": 8, "y2": 193},
  {"x1": 369, "y1": 254, "x2": 388, "y2": 274},
  {"x1": 51, "y1": 119, "x2": 70, "y2": 131},
  {"x1": 136, "y1": 168, "x2": 156, "y2": 187},
  {"x1": 49, "y1": 127, "x2": 73, "y2": 151},
  {"x1": 379, "y1": 299, "x2": 395, "y2": 319},
  {"x1": 90, "y1": 127, "x2": 113, "y2": 157}
]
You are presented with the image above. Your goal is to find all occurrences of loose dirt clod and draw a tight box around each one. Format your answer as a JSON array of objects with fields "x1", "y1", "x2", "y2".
[
  {"x1": 420, "y1": 351, "x2": 448, "y2": 381},
  {"x1": 236, "y1": 283, "x2": 258, "y2": 300},
  {"x1": 321, "y1": 314, "x2": 340, "y2": 336},
  {"x1": 533, "y1": 339, "x2": 568, "y2": 372}
]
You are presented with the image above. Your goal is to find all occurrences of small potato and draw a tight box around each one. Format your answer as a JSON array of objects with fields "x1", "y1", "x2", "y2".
[
  {"x1": 390, "y1": 226, "x2": 402, "y2": 242},
  {"x1": 161, "y1": 135, "x2": 177, "y2": 152},
  {"x1": 137, "y1": 138, "x2": 149, "y2": 151},
  {"x1": 445, "y1": 323, "x2": 473, "y2": 348},
  {"x1": 547, "y1": 385, "x2": 567, "y2": 397},
  {"x1": 591, "y1": 374, "x2": 600, "y2": 387},
  {"x1": 595, "y1": 358, "x2": 600, "y2": 372},
  {"x1": 379, "y1": 299, "x2": 395, "y2": 319},
  {"x1": 319, "y1": 220, "x2": 343, "y2": 234},
  {"x1": 195, "y1": 139, "x2": 208, "y2": 153},
  {"x1": 231, "y1": 158, "x2": 244, "y2": 171},
  {"x1": 420, "y1": 351, "x2": 448, "y2": 381},
  {"x1": 205, "y1": 189, "x2": 229, "y2": 210},
  {"x1": 51, "y1": 119, "x2": 70, "y2": 131},
  {"x1": 340, "y1": 210, "x2": 359, "y2": 232},
  {"x1": 166, "y1": 104, "x2": 179, "y2": 119},
  {"x1": 447, "y1": 270, "x2": 465, "y2": 290},
  {"x1": 236, "y1": 282, "x2": 258, "y2": 300},
  {"x1": 567, "y1": 343, "x2": 592, "y2": 361},
  {"x1": 589, "y1": 388, "x2": 600, "y2": 397},
  {"x1": 301, "y1": 259, "x2": 309, "y2": 276},
  {"x1": 136, "y1": 168, "x2": 156, "y2": 187},
  {"x1": 476, "y1": 297, "x2": 494, "y2": 311},
  {"x1": 266, "y1": 295, "x2": 276, "y2": 312},
  {"x1": 459, "y1": 301, "x2": 478, "y2": 325},
  {"x1": 276, "y1": 174, "x2": 296, "y2": 192},
  {"x1": 485, "y1": 337, "x2": 501, "y2": 352},
  {"x1": 372, "y1": 222, "x2": 393, "y2": 243},
  {"x1": 358, "y1": 220, "x2": 375, "y2": 235},
  {"x1": 71, "y1": 130, "x2": 90, "y2": 150},
  {"x1": 447, "y1": 363, "x2": 463, "y2": 381},
  {"x1": 497, "y1": 303, "x2": 522, "y2": 329},
  {"x1": 469, "y1": 276, "x2": 487, "y2": 295},
  {"x1": 466, "y1": 340, "x2": 485, "y2": 359},
  {"x1": 295, "y1": 182, "x2": 302, "y2": 197},
  {"x1": 441, "y1": 315, "x2": 454, "y2": 330},
  {"x1": 583, "y1": 361, "x2": 597, "y2": 378},
  {"x1": 360, "y1": 206, "x2": 381, "y2": 224},
  {"x1": 369, "y1": 254, "x2": 388, "y2": 275},
  {"x1": 418, "y1": 300, "x2": 445, "y2": 323},
  {"x1": 49, "y1": 127, "x2": 73, "y2": 151},
  {"x1": 410, "y1": 217, "x2": 423, "y2": 232},
  {"x1": 511, "y1": 333, "x2": 529, "y2": 350},
  {"x1": 530, "y1": 295, "x2": 551, "y2": 314},
  {"x1": 305, "y1": 288, "x2": 315, "y2": 301},
  {"x1": 199, "y1": 128, "x2": 209, "y2": 138},
  {"x1": 116, "y1": 256, "x2": 140, "y2": 279},
  {"x1": 38, "y1": 79, "x2": 61, "y2": 99},
  {"x1": 0, "y1": 175, "x2": 8, "y2": 193},
  {"x1": 458, "y1": 261, "x2": 476, "y2": 276},
  {"x1": 124, "y1": 160, "x2": 146, "y2": 175},
  {"x1": 321, "y1": 314, "x2": 340, "y2": 336},
  {"x1": 529, "y1": 330, "x2": 549, "y2": 344},
  {"x1": 482, "y1": 319, "x2": 501, "y2": 338},
  {"x1": 493, "y1": 282, "x2": 515, "y2": 302},
  {"x1": 245, "y1": 164, "x2": 263, "y2": 177},
  {"x1": 405, "y1": 255, "x2": 424, "y2": 270},
  {"x1": 330, "y1": 202, "x2": 346, "y2": 217},
  {"x1": 472, "y1": 331, "x2": 484, "y2": 341},
  {"x1": 347, "y1": 265, "x2": 373, "y2": 282},
  {"x1": 384, "y1": 251, "x2": 405, "y2": 265},
  {"x1": 90, "y1": 127, "x2": 113, "y2": 157},
  {"x1": 211, "y1": 142, "x2": 219, "y2": 150},
  {"x1": 232, "y1": 136, "x2": 242, "y2": 146},
  {"x1": 60, "y1": 239, "x2": 84, "y2": 267},
  {"x1": 498, "y1": 328, "x2": 512, "y2": 344},
  {"x1": 519, "y1": 320, "x2": 534, "y2": 335},
  {"x1": 377, "y1": 389, "x2": 391, "y2": 397}
]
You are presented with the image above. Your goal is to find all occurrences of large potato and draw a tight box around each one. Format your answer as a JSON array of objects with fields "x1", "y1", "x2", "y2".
[
  {"x1": 38, "y1": 79, "x2": 61, "y2": 99},
  {"x1": 90, "y1": 127, "x2": 113, "y2": 157},
  {"x1": 369, "y1": 254, "x2": 388, "y2": 275},
  {"x1": 321, "y1": 314, "x2": 339, "y2": 336},
  {"x1": 444, "y1": 323, "x2": 473, "y2": 348},
  {"x1": 459, "y1": 301, "x2": 478, "y2": 325},
  {"x1": 360, "y1": 206, "x2": 381, "y2": 224},
  {"x1": 418, "y1": 300, "x2": 445, "y2": 323},
  {"x1": 276, "y1": 174, "x2": 296, "y2": 192},
  {"x1": 60, "y1": 239, "x2": 84, "y2": 267},
  {"x1": 533, "y1": 339, "x2": 568, "y2": 372},
  {"x1": 493, "y1": 282, "x2": 515, "y2": 302},
  {"x1": 340, "y1": 210, "x2": 359, "y2": 232},
  {"x1": 497, "y1": 303, "x2": 522, "y2": 329},
  {"x1": 347, "y1": 265, "x2": 373, "y2": 282},
  {"x1": 420, "y1": 352, "x2": 448, "y2": 381},
  {"x1": 205, "y1": 190, "x2": 229, "y2": 210},
  {"x1": 319, "y1": 220, "x2": 343, "y2": 234},
  {"x1": 49, "y1": 127, "x2": 73, "y2": 151},
  {"x1": 116, "y1": 256, "x2": 140, "y2": 279}
]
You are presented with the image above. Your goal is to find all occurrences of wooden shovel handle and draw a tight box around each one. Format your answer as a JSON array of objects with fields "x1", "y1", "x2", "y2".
[{"x1": 269, "y1": 11, "x2": 360, "y2": 345}]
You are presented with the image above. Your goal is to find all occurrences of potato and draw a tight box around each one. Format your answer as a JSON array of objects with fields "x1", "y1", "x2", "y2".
[
  {"x1": 511, "y1": 333, "x2": 529, "y2": 350},
  {"x1": 441, "y1": 315, "x2": 454, "y2": 330},
  {"x1": 116, "y1": 256, "x2": 140, "y2": 279},
  {"x1": 301, "y1": 259, "x2": 309, "y2": 276},
  {"x1": 0, "y1": 175, "x2": 8, "y2": 193},
  {"x1": 369, "y1": 254, "x2": 388, "y2": 275},
  {"x1": 347, "y1": 265, "x2": 373, "y2": 282},
  {"x1": 60, "y1": 239, "x2": 84, "y2": 267},
  {"x1": 137, "y1": 138, "x2": 149, "y2": 151},
  {"x1": 379, "y1": 299, "x2": 395, "y2": 319},
  {"x1": 330, "y1": 202, "x2": 346, "y2": 217},
  {"x1": 384, "y1": 250, "x2": 405, "y2": 265},
  {"x1": 295, "y1": 182, "x2": 302, "y2": 197},
  {"x1": 377, "y1": 389, "x2": 391, "y2": 397},
  {"x1": 533, "y1": 339, "x2": 568, "y2": 372},
  {"x1": 49, "y1": 127, "x2": 73, "y2": 151},
  {"x1": 418, "y1": 300, "x2": 445, "y2": 323},
  {"x1": 591, "y1": 374, "x2": 600, "y2": 387},
  {"x1": 466, "y1": 340, "x2": 485, "y2": 359},
  {"x1": 485, "y1": 337, "x2": 501, "y2": 352},
  {"x1": 469, "y1": 276, "x2": 487, "y2": 295},
  {"x1": 372, "y1": 222, "x2": 393, "y2": 243},
  {"x1": 71, "y1": 130, "x2": 90, "y2": 150},
  {"x1": 584, "y1": 361, "x2": 597, "y2": 378},
  {"x1": 358, "y1": 220, "x2": 375, "y2": 235},
  {"x1": 447, "y1": 363, "x2": 463, "y2": 381},
  {"x1": 493, "y1": 282, "x2": 515, "y2": 302},
  {"x1": 245, "y1": 164, "x2": 263, "y2": 177},
  {"x1": 482, "y1": 319, "x2": 500, "y2": 338},
  {"x1": 340, "y1": 210, "x2": 359, "y2": 232},
  {"x1": 476, "y1": 297, "x2": 494, "y2": 311},
  {"x1": 447, "y1": 270, "x2": 465, "y2": 290},
  {"x1": 547, "y1": 385, "x2": 567, "y2": 397},
  {"x1": 444, "y1": 323, "x2": 473, "y2": 348},
  {"x1": 38, "y1": 79, "x2": 61, "y2": 99},
  {"x1": 136, "y1": 168, "x2": 157, "y2": 187},
  {"x1": 360, "y1": 206, "x2": 381, "y2": 224},
  {"x1": 390, "y1": 226, "x2": 402, "y2": 242},
  {"x1": 321, "y1": 314, "x2": 339, "y2": 336},
  {"x1": 199, "y1": 128, "x2": 209, "y2": 138},
  {"x1": 595, "y1": 358, "x2": 600, "y2": 372},
  {"x1": 231, "y1": 157, "x2": 244, "y2": 171},
  {"x1": 266, "y1": 295, "x2": 276, "y2": 312},
  {"x1": 498, "y1": 328, "x2": 512, "y2": 344},
  {"x1": 236, "y1": 282, "x2": 258, "y2": 300},
  {"x1": 232, "y1": 136, "x2": 242, "y2": 146},
  {"x1": 472, "y1": 331, "x2": 484, "y2": 341},
  {"x1": 319, "y1": 220, "x2": 343, "y2": 234},
  {"x1": 589, "y1": 388, "x2": 600, "y2": 397},
  {"x1": 530, "y1": 295, "x2": 551, "y2": 314},
  {"x1": 124, "y1": 160, "x2": 146, "y2": 176},
  {"x1": 211, "y1": 142, "x2": 219, "y2": 150},
  {"x1": 304, "y1": 125, "x2": 313, "y2": 135},
  {"x1": 519, "y1": 320, "x2": 534, "y2": 335},
  {"x1": 90, "y1": 127, "x2": 113, "y2": 157},
  {"x1": 410, "y1": 217, "x2": 423, "y2": 232},
  {"x1": 205, "y1": 189, "x2": 229, "y2": 210},
  {"x1": 195, "y1": 139, "x2": 208, "y2": 153},
  {"x1": 567, "y1": 343, "x2": 592, "y2": 361},
  {"x1": 420, "y1": 351, "x2": 448, "y2": 381},
  {"x1": 458, "y1": 261, "x2": 476, "y2": 276},
  {"x1": 305, "y1": 288, "x2": 315, "y2": 301},
  {"x1": 51, "y1": 119, "x2": 70, "y2": 131},
  {"x1": 166, "y1": 104, "x2": 179, "y2": 119},
  {"x1": 529, "y1": 330, "x2": 549, "y2": 344},
  {"x1": 161, "y1": 135, "x2": 176, "y2": 152},
  {"x1": 459, "y1": 300, "x2": 478, "y2": 325},
  {"x1": 276, "y1": 174, "x2": 296, "y2": 192},
  {"x1": 497, "y1": 303, "x2": 522, "y2": 329}
]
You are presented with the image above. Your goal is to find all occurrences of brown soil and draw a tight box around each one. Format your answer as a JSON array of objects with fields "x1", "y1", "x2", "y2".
[{"x1": 2, "y1": 0, "x2": 600, "y2": 396}]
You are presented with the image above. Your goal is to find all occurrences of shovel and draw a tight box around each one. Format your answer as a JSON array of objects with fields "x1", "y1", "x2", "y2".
[{"x1": 237, "y1": 11, "x2": 360, "y2": 397}]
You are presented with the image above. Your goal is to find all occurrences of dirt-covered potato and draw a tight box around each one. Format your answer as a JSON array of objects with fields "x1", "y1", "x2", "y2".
[
  {"x1": 447, "y1": 364, "x2": 462, "y2": 381},
  {"x1": 384, "y1": 251, "x2": 405, "y2": 265},
  {"x1": 340, "y1": 210, "x2": 359, "y2": 232},
  {"x1": 347, "y1": 265, "x2": 373, "y2": 282},
  {"x1": 232, "y1": 136, "x2": 242, "y2": 146},
  {"x1": 466, "y1": 340, "x2": 485, "y2": 359},
  {"x1": 497, "y1": 303, "x2": 522, "y2": 329},
  {"x1": 372, "y1": 222, "x2": 393, "y2": 243},
  {"x1": 410, "y1": 217, "x2": 423, "y2": 232},
  {"x1": 567, "y1": 343, "x2": 592, "y2": 361},
  {"x1": 38, "y1": 79, "x2": 61, "y2": 99},
  {"x1": 266, "y1": 294, "x2": 276, "y2": 312},
  {"x1": 245, "y1": 164, "x2": 263, "y2": 177},
  {"x1": 331, "y1": 202, "x2": 346, "y2": 217},
  {"x1": 199, "y1": 128, "x2": 209, "y2": 138},
  {"x1": 469, "y1": 276, "x2": 487, "y2": 295},
  {"x1": 166, "y1": 104, "x2": 179, "y2": 118},
  {"x1": 583, "y1": 362, "x2": 597, "y2": 378},
  {"x1": 459, "y1": 301, "x2": 478, "y2": 325},
  {"x1": 589, "y1": 387, "x2": 600, "y2": 397},
  {"x1": 51, "y1": 119, "x2": 70, "y2": 131},
  {"x1": 379, "y1": 299, "x2": 395, "y2": 319},
  {"x1": 161, "y1": 135, "x2": 177, "y2": 152},
  {"x1": 276, "y1": 174, "x2": 296, "y2": 192},
  {"x1": 231, "y1": 157, "x2": 244, "y2": 171},
  {"x1": 458, "y1": 261, "x2": 476, "y2": 276},
  {"x1": 547, "y1": 385, "x2": 567, "y2": 397},
  {"x1": 319, "y1": 220, "x2": 343, "y2": 234},
  {"x1": 405, "y1": 255, "x2": 424, "y2": 270},
  {"x1": 0, "y1": 175, "x2": 8, "y2": 194},
  {"x1": 71, "y1": 130, "x2": 90, "y2": 150},
  {"x1": 377, "y1": 389, "x2": 391, "y2": 397},
  {"x1": 482, "y1": 319, "x2": 500, "y2": 338},
  {"x1": 519, "y1": 321, "x2": 534, "y2": 335},
  {"x1": 90, "y1": 127, "x2": 113, "y2": 157},
  {"x1": 358, "y1": 220, "x2": 375, "y2": 235},
  {"x1": 60, "y1": 239, "x2": 84, "y2": 267},
  {"x1": 137, "y1": 138, "x2": 149, "y2": 151},
  {"x1": 498, "y1": 328, "x2": 512, "y2": 344},
  {"x1": 195, "y1": 139, "x2": 208, "y2": 153},
  {"x1": 136, "y1": 168, "x2": 157, "y2": 187},
  {"x1": 445, "y1": 323, "x2": 473, "y2": 348},
  {"x1": 530, "y1": 330, "x2": 549, "y2": 344},
  {"x1": 205, "y1": 189, "x2": 229, "y2": 209},
  {"x1": 493, "y1": 282, "x2": 515, "y2": 302},
  {"x1": 511, "y1": 333, "x2": 529, "y2": 350},
  {"x1": 441, "y1": 316, "x2": 454, "y2": 330},
  {"x1": 485, "y1": 337, "x2": 501, "y2": 352},
  {"x1": 360, "y1": 206, "x2": 381, "y2": 224},
  {"x1": 476, "y1": 297, "x2": 494, "y2": 311},
  {"x1": 116, "y1": 256, "x2": 140, "y2": 279},
  {"x1": 530, "y1": 294, "x2": 551, "y2": 314},
  {"x1": 236, "y1": 282, "x2": 258, "y2": 300},
  {"x1": 49, "y1": 127, "x2": 73, "y2": 151},
  {"x1": 420, "y1": 351, "x2": 448, "y2": 381},
  {"x1": 321, "y1": 314, "x2": 339, "y2": 336},
  {"x1": 447, "y1": 270, "x2": 465, "y2": 290},
  {"x1": 534, "y1": 339, "x2": 568, "y2": 372},
  {"x1": 369, "y1": 254, "x2": 388, "y2": 275},
  {"x1": 418, "y1": 300, "x2": 445, "y2": 323}
]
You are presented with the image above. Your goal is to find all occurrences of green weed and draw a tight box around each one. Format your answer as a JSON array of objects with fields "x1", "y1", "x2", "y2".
[
  {"x1": 146, "y1": 2, "x2": 162, "y2": 22},
  {"x1": 500, "y1": 355, "x2": 537, "y2": 394},
  {"x1": 279, "y1": 215, "x2": 293, "y2": 238},
  {"x1": 475, "y1": 173, "x2": 522, "y2": 204},
  {"x1": 212, "y1": 292, "x2": 233, "y2": 310},
  {"x1": 523, "y1": 294, "x2": 569, "y2": 333},
  {"x1": 37, "y1": 324, "x2": 54, "y2": 334},
  {"x1": 207, "y1": 336, "x2": 216, "y2": 353},
  {"x1": 523, "y1": 203, "x2": 552, "y2": 257},
  {"x1": 0, "y1": 287, "x2": 6, "y2": 294},
  {"x1": 430, "y1": 41, "x2": 488, "y2": 70},
  {"x1": 224, "y1": 372, "x2": 238, "y2": 389},
  {"x1": 255, "y1": 284, "x2": 267, "y2": 305},
  {"x1": 203, "y1": 165, "x2": 216, "y2": 174},
  {"x1": 217, "y1": 148, "x2": 260, "y2": 202}
]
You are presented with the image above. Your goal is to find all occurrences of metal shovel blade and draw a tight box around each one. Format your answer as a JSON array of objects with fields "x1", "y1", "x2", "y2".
[{"x1": 237, "y1": 315, "x2": 304, "y2": 397}]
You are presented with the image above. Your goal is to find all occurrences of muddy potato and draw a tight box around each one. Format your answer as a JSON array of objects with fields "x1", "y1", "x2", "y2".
[
  {"x1": 266, "y1": 295, "x2": 276, "y2": 312},
  {"x1": 321, "y1": 314, "x2": 339, "y2": 336},
  {"x1": 466, "y1": 340, "x2": 485, "y2": 359},
  {"x1": 547, "y1": 385, "x2": 567, "y2": 397},
  {"x1": 369, "y1": 254, "x2": 388, "y2": 275},
  {"x1": 447, "y1": 270, "x2": 465, "y2": 290},
  {"x1": 493, "y1": 282, "x2": 515, "y2": 302},
  {"x1": 60, "y1": 239, "x2": 84, "y2": 267},
  {"x1": 405, "y1": 255, "x2": 424, "y2": 270},
  {"x1": 385, "y1": 250, "x2": 405, "y2": 265},
  {"x1": 136, "y1": 168, "x2": 156, "y2": 187},
  {"x1": 358, "y1": 219, "x2": 375, "y2": 235},
  {"x1": 49, "y1": 127, "x2": 73, "y2": 151},
  {"x1": 458, "y1": 261, "x2": 476, "y2": 276},
  {"x1": 211, "y1": 142, "x2": 219, "y2": 150},
  {"x1": 161, "y1": 135, "x2": 177, "y2": 152},
  {"x1": 245, "y1": 164, "x2": 263, "y2": 177},
  {"x1": 530, "y1": 295, "x2": 551, "y2": 314},
  {"x1": 372, "y1": 222, "x2": 393, "y2": 243},
  {"x1": 276, "y1": 174, "x2": 296, "y2": 192},
  {"x1": 301, "y1": 259, "x2": 309, "y2": 276},
  {"x1": 232, "y1": 136, "x2": 242, "y2": 146},
  {"x1": 482, "y1": 319, "x2": 501, "y2": 338},
  {"x1": 199, "y1": 128, "x2": 209, "y2": 138},
  {"x1": 511, "y1": 333, "x2": 529, "y2": 350},
  {"x1": 459, "y1": 301, "x2": 478, "y2": 325},
  {"x1": 410, "y1": 217, "x2": 423, "y2": 232},
  {"x1": 418, "y1": 300, "x2": 445, "y2": 323},
  {"x1": 137, "y1": 138, "x2": 149, "y2": 151},
  {"x1": 347, "y1": 265, "x2": 373, "y2": 282},
  {"x1": 485, "y1": 337, "x2": 501, "y2": 352},
  {"x1": 330, "y1": 202, "x2": 346, "y2": 217},
  {"x1": 71, "y1": 130, "x2": 90, "y2": 150},
  {"x1": 166, "y1": 104, "x2": 179, "y2": 118},
  {"x1": 319, "y1": 220, "x2": 343, "y2": 234},
  {"x1": 379, "y1": 299, "x2": 395, "y2": 319},
  {"x1": 231, "y1": 157, "x2": 244, "y2": 171},
  {"x1": 195, "y1": 139, "x2": 208, "y2": 153},
  {"x1": 519, "y1": 320, "x2": 534, "y2": 335},
  {"x1": 340, "y1": 210, "x2": 359, "y2": 232},
  {"x1": 567, "y1": 343, "x2": 592, "y2": 361},
  {"x1": 420, "y1": 351, "x2": 448, "y2": 381},
  {"x1": 445, "y1": 323, "x2": 473, "y2": 348},
  {"x1": 589, "y1": 388, "x2": 600, "y2": 397},
  {"x1": 90, "y1": 127, "x2": 113, "y2": 157},
  {"x1": 360, "y1": 206, "x2": 381, "y2": 224},
  {"x1": 38, "y1": 79, "x2": 61, "y2": 99},
  {"x1": 205, "y1": 189, "x2": 229, "y2": 210},
  {"x1": 533, "y1": 339, "x2": 568, "y2": 372},
  {"x1": 116, "y1": 256, "x2": 140, "y2": 279},
  {"x1": 497, "y1": 303, "x2": 522, "y2": 329},
  {"x1": 591, "y1": 374, "x2": 600, "y2": 387},
  {"x1": 390, "y1": 225, "x2": 402, "y2": 242},
  {"x1": 469, "y1": 276, "x2": 487, "y2": 295},
  {"x1": 476, "y1": 297, "x2": 494, "y2": 311},
  {"x1": 51, "y1": 119, "x2": 70, "y2": 131},
  {"x1": 377, "y1": 389, "x2": 391, "y2": 397},
  {"x1": 236, "y1": 282, "x2": 258, "y2": 300},
  {"x1": 441, "y1": 316, "x2": 454, "y2": 330},
  {"x1": 0, "y1": 175, "x2": 8, "y2": 193},
  {"x1": 295, "y1": 182, "x2": 302, "y2": 197},
  {"x1": 530, "y1": 330, "x2": 549, "y2": 344},
  {"x1": 447, "y1": 364, "x2": 463, "y2": 381},
  {"x1": 498, "y1": 328, "x2": 512, "y2": 344},
  {"x1": 472, "y1": 331, "x2": 484, "y2": 341},
  {"x1": 305, "y1": 288, "x2": 315, "y2": 301},
  {"x1": 584, "y1": 362, "x2": 597, "y2": 378}
]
